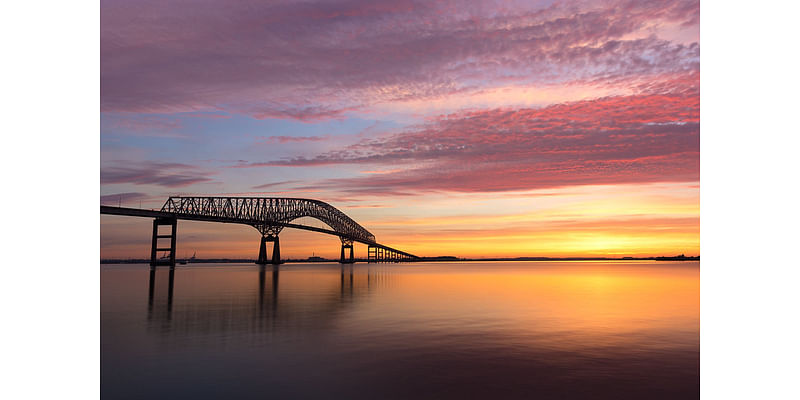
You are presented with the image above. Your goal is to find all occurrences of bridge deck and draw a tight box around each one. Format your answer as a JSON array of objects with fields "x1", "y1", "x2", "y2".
[{"x1": 100, "y1": 205, "x2": 418, "y2": 259}]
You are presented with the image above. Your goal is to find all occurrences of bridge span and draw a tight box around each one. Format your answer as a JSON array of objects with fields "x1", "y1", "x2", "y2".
[{"x1": 100, "y1": 196, "x2": 419, "y2": 266}]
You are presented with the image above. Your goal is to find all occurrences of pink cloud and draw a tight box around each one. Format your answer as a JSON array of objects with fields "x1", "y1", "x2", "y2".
[
  {"x1": 242, "y1": 89, "x2": 698, "y2": 193},
  {"x1": 360, "y1": 168, "x2": 405, "y2": 174}
]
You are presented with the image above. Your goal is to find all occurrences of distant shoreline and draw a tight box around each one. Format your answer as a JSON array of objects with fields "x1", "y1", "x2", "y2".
[{"x1": 100, "y1": 255, "x2": 699, "y2": 264}]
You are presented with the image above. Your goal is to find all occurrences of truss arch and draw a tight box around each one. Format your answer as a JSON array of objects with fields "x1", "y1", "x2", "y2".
[{"x1": 161, "y1": 196, "x2": 376, "y2": 243}]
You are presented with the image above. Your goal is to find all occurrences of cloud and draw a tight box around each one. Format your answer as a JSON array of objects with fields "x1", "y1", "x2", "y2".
[
  {"x1": 360, "y1": 168, "x2": 405, "y2": 174},
  {"x1": 239, "y1": 90, "x2": 698, "y2": 193},
  {"x1": 100, "y1": 192, "x2": 151, "y2": 204},
  {"x1": 256, "y1": 135, "x2": 329, "y2": 144},
  {"x1": 100, "y1": 162, "x2": 215, "y2": 187},
  {"x1": 252, "y1": 180, "x2": 302, "y2": 189},
  {"x1": 101, "y1": 0, "x2": 699, "y2": 119},
  {"x1": 101, "y1": 113, "x2": 188, "y2": 138}
]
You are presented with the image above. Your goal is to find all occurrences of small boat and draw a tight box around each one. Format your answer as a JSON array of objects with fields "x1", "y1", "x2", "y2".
[{"x1": 179, "y1": 251, "x2": 196, "y2": 265}]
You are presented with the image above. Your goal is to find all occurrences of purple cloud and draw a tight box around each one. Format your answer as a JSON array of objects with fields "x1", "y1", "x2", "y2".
[
  {"x1": 252, "y1": 180, "x2": 303, "y2": 189},
  {"x1": 100, "y1": 192, "x2": 151, "y2": 205},
  {"x1": 101, "y1": 0, "x2": 699, "y2": 119},
  {"x1": 257, "y1": 135, "x2": 329, "y2": 144},
  {"x1": 100, "y1": 113, "x2": 188, "y2": 138},
  {"x1": 100, "y1": 162, "x2": 215, "y2": 188}
]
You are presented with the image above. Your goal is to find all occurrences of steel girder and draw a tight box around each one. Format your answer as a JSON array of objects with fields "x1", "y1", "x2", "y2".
[{"x1": 161, "y1": 196, "x2": 376, "y2": 243}]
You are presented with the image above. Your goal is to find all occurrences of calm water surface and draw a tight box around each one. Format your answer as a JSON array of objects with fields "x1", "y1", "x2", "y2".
[{"x1": 101, "y1": 261, "x2": 699, "y2": 399}]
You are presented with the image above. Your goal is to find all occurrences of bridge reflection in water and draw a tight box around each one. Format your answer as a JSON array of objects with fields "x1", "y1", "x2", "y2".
[
  {"x1": 145, "y1": 264, "x2": 396, "y2": 338},
  {"x1": 105, "y1": 262, "x2": 699, "y2": 399}
]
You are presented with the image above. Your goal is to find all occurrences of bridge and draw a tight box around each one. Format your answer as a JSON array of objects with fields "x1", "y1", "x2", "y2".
[{"x1": 101, "y1": 196, "x2": 419, "y2": 266}]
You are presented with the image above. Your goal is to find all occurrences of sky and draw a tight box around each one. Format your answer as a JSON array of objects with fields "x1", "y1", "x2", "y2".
[{"x1": 100, "y1": 0, "x2": 699, "y2": 259}]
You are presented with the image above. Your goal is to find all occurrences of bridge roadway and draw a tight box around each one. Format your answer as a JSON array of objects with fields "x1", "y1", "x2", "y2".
[{"x1": 100, "y1": 204, "x2": 418, "y2": 266}]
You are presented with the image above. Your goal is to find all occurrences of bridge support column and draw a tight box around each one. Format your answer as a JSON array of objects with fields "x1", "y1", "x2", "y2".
[
  {"x1": 367, "y1": 246, "x2": 377, "y2": 263},
  {"x1": 271, "y1": 236, "x2": 281, "y2": 265},
  {"x1": 340, "y1": 242, "x2": 354, "y2": 264},
  {"x1": 257, "y1": 236, "x2": 268, "y2": 265},
  {"x1": 256, "y1": 235, "x2": 281, "y2": 265},
  {"x1": 150, "y1": 217, "x2": 177, "y2": 267}
]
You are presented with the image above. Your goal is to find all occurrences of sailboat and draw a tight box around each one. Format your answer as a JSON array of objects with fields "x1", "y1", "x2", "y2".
[{"x1": 179, "y1": 251, "x2": 196, "y2": 265}]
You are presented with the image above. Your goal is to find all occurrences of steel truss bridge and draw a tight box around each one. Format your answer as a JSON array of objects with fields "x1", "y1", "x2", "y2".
[{"x1": 101, "y1": 196, "x2": 419, "y2": 266}]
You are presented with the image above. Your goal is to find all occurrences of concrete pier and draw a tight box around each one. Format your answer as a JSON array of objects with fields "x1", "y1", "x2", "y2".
[
  {"x1": 340, "y1": 243, "x2": 354, "y2": 264},
  {"x1": 257, "y1": 235, "x2": 282, "y2": 265},
  {"x1": 150, "y1": 217, "x2": 177, "y2": 266}
]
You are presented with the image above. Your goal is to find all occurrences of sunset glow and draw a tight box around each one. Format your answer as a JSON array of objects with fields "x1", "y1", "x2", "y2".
[{"x1": 100, "y1": 0, "x2": 700, "y2": 259}]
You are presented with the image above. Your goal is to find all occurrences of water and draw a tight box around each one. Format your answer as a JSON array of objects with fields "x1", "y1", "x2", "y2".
[{"x1": 101, "y1": 261, "x2": 699, "y2": 399}]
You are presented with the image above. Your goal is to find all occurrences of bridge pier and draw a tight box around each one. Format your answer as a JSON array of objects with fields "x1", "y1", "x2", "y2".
[
  {"x1": 340, "y1": 243, "x2": 354, "y2": 264},
  {"x1": 257, "y1": 236, "x2": 268, "y2": 264},
  {"x1": 271, "y1": 236, "x2": 281, "y2": 264},
  {"x1": 256, "y1": 235, "x2": 282, "y2": 265},
  {"x1": 367, "y1": 246, "x2": 377, "y2": 263},
  {"x1": 150, "y1": 217, "x2": 177, "y2": 267}
]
